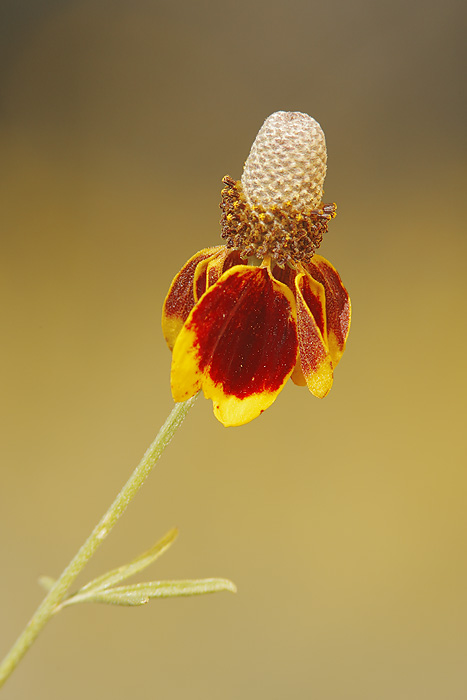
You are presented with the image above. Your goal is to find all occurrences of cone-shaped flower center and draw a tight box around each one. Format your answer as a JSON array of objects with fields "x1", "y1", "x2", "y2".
[
  {"x1": 241, "y1": 111, "x2": 327, "y2": 211},
  {"x1": 220, "y1": 111, "x2": 336, "y2": 267}
]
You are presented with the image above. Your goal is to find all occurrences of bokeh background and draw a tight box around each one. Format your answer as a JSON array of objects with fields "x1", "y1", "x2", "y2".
[{"x1": 1, "y1": 0, "x2": 466, "y2": 698}]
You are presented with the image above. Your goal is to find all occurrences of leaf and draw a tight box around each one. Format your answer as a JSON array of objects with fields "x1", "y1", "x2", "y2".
[
  {"x1": 79, "y1": 528, "x2": 179, "y2": 594},
  {"x1": 61, "y1": 578, "x2": 237, "y2": 608}
]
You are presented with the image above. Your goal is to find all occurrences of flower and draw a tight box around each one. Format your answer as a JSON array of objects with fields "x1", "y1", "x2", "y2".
[{"x1": 162, "y1": 111, "x2": 351, "y2": 427}]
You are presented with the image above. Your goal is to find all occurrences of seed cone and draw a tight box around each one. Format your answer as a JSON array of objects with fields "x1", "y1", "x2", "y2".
[{"x1": 241, "y1": 111, "x2": 327, "y2": 212}]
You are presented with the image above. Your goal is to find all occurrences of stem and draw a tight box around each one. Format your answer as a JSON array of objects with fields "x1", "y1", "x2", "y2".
[{"x1": 0, "y1": 396, "x2": 197, "y2": 688}]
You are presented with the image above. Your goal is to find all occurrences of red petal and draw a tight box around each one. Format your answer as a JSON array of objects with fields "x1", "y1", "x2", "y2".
[
  {"x1": 305, "y1": 255, "x2": 351, "y2": 367},
  {"x1": 162, "y1": 246, "x2": 224, "y2": 350},
  {"x1": 207, "y1": 249, "x2": 246, "y2": 289},
  {"x1": 294, "y1": 271, "x2": 334, "y2": 398},
  {"x1": 193, "y1": 249, "x2": 247, "y2": 303},
  {"x1": 171, "y1": 265, "x2": 298, "y2": 426},
  {"x1": 272, "y1": 263, "x2": 297, "y2": 290},
  {"x1": 193, "y1": 256, "x2": 211, "y2": 302}
]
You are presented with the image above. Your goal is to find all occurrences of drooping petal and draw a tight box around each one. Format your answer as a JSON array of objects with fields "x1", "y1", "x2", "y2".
[
  {"x1": 192, "y1": 249, "x2": 247, "y2": 303},
  {"x1": 271, "y1": 263, "x2": 297, "y2": 289},
  {"x1": 171, "y1": 265, "x2": 298, "y2": 427},
  {"x1": 272, "y1": 265, "x2": 307, "y2": 387},
  {"x1": 193, "y1": 255, "x2": 212, "y2": 303},
  {"x1": 206, "y1": 249, "x2": 246, "y2": 290},
  {"x1": 305, "y1": 255, "x2": 351, "y2": 367},
  {"x1": 162, "y1": 246, "x2": 224, "y2": 350},
  {"x1": 294, "y1": 271, "x2": 334, "y2": 398}
]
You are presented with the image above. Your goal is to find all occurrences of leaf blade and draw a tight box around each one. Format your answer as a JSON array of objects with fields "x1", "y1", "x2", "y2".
[
  {"x1": 61, "y1": 578, "x2": 237, "y2": 608},
  {"x1": 79, "y1": 528, "x2": 178, "y2": 593}
]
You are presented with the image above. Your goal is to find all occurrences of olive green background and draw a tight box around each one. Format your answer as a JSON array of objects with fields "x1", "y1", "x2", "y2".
[{"x1": 1, "y1": 1, "x2": 466, "y2": 698}]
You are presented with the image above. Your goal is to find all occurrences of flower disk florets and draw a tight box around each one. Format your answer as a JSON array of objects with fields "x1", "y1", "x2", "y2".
[
  {"x1": 220, "y1": 111, "x2": 336, "y2": 266},
  {"x1": 220, "y1": 177, "x2": 336, "y2": 267}
]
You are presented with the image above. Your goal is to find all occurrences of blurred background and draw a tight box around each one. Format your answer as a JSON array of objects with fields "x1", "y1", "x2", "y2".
[{"x1": 1, "y1": 0, "x2": 466, "y2": 698}]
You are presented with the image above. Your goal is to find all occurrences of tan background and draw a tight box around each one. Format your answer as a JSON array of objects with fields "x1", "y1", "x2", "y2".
[{"x1": 1, "y1": 1, "x2": 466, "y2": 698}]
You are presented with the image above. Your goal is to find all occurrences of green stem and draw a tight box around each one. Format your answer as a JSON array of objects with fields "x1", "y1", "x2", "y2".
[{"x1": 0, "y1": 397, "x2": 197, "y2": 688}]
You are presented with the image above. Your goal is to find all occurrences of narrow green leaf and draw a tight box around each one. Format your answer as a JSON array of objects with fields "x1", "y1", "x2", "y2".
[
  {"x1": 79, "y1": 528, "x2": 178, "y2": 594},
  {"x1": 74, "y1": 589, "x2": 152, "y2": 607},
  {"x1": 61, "y1": 578, "x2": 237, "y2": 608},
  {"x1": 109, "y1": 578, "x2": 238, "y2": 599}
]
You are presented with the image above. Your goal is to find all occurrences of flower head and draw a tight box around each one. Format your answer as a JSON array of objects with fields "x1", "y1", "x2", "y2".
[{"x1": 162, "y1": 111, "x2": 351, "y2": 427}]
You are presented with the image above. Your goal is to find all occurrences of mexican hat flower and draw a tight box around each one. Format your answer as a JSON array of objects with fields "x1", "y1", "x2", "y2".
[{"x1": 162, "y1": 111, "x2": 350, "y2": 427}]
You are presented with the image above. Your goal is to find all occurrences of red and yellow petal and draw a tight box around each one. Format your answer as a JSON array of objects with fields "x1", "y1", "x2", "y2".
[
  {"x1": 161, "y1": 246, "x2": 224, "y2": 350},
  {"x1": 293, "y1": 271, "x2": 334, "y2": 398},
  {"x1": 193, "y1": 249, "x2": 248, "y2": 303},
  {"x1": 271, "y1": 263, "x2": 297, "y2": 290},
  {"x1": 206, "y1": 249, "x2": 246, "y2": 290},
  {"x1": 192, "y1": 255, "x2": 213, "y2": 303},
  {"x1": 171, "y1": 265, "x2": 298, "y2": 427},
  {"x1": 305, "y1": 255, "x2": 351, "y2": 367}
]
